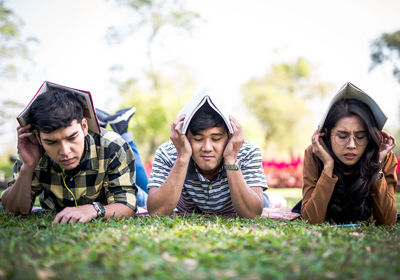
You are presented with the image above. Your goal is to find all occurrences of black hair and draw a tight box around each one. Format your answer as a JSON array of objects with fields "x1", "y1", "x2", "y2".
[
  {"x1": 29, "y1": 88, "x2": 85, "y2": 133},
  {"x1": 317, "y1": 98, "x2": 381, "y2": 223},
  {"x1": 188, "y1": 102, "x2": 228, "y2": 135}
]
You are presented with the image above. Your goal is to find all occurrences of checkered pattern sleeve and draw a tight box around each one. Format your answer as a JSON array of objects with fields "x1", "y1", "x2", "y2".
[
  {"x1": 101, "y1": 134, "x2": 138, "y2": 212},
  {"x1": 5, "y1": 158, "x2": 45, "y2": 207}
]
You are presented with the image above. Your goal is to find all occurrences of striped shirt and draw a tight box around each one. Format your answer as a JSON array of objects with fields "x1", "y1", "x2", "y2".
[
  {"x1": 148, "y1": 141, "x2": 267, "y2": 214},
  {"x1": 5, "y1": 129, "x2": 137, "y2": 212}
]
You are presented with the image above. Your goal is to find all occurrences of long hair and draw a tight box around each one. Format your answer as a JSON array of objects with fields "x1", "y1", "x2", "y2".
[{"x1": 317, "y1": 99, "x2": 381, "y2": 223}]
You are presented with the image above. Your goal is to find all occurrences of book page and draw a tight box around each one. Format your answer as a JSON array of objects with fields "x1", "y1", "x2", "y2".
[
  {"x1": 179, "y1": 88, "x2": 233, "y2": 134},
  {"x1": 17, "y1": 81, "x2": 100, "y2": 133}
]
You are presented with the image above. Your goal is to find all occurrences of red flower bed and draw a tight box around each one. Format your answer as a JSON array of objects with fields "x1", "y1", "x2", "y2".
[
  {"x1": 263, "y1": 156, "x2": 303, "y2": 188},
  {"x1": 144, "y1": 156, "x2": 304, "y2": 188},
  {"x1": 144, "y1": 156, "x2": 400, "y2": 189}
]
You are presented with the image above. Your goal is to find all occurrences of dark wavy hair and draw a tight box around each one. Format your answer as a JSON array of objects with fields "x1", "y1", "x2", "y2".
[
  {"x1": 29, "y1": 88, "x2": 85, "y2": 133},
  {"x1": 317, "y1": 99, "x2": 381, "y2": 223}
]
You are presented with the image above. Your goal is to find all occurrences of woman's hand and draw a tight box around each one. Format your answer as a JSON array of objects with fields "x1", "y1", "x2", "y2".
[
  {"x1": 311, "y1": 130, "x2": 334, "y2": 175},
  {"x1": 378, "y1": 131, "x2": 396, "y2": 163}
]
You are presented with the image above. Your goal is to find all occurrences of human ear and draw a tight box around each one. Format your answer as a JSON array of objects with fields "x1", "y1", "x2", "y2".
[
  {"x1": 81, "y1": 118, "x2": 89, "y2": 136},
  {"x1": 34, "y1": 130, "x2": 42, "y2": 146}
]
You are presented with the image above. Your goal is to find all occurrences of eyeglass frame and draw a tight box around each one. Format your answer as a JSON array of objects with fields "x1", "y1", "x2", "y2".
[{"x1": 331, "y1": 131, "x2": 369, "y2": 146}]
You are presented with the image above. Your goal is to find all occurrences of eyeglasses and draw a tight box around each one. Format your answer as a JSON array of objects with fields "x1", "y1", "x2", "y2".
[{"x1": 332, "y1": 132, "x2": 369, "y2": 146}]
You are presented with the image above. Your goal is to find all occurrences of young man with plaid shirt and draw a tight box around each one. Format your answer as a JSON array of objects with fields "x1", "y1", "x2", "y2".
[{"x1": 1, "y1": 88, "x2": 137, "y2": 225}]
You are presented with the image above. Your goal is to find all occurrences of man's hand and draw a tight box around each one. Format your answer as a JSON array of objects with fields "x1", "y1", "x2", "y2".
[
  {"x1": 223, "y1": 116, "x2": 244, "y2": 164},
  {"x1": 17, "y1": 124, "x2": 41, "y2": 169},
  {"x1": 52, "y1": 204, "x2": 97, "y2": 226},
  {"x1": 170, "y1": 115, "x2": 192, "y2": 161}
]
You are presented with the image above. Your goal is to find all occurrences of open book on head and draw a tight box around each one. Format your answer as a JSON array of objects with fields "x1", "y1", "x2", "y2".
[
  {"x1": 17, "y1": 81, "x2": 101, "y2": 134},
  {"x1": 179, "y1": 88, "x2": 233, "y2": 134},
  {"x1": 318, "y1": 82, "x2": 387, "y2": 132}
]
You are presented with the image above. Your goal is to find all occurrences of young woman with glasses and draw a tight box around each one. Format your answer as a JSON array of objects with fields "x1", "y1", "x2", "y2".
[{"x1": 301, "y1": 86, "x2": 398, "y2": 225}]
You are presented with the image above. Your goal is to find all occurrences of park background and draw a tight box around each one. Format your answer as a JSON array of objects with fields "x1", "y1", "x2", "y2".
[
  {"x1": 1, "y1": 1, "x2": 400, "y2": 279},
  {"x1": 1, "y1": 0, "x2": 400, "y2": 189}
]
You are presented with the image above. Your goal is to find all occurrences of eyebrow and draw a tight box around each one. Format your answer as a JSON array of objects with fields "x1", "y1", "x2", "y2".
[
  {"x1": 335, "y1": 130, "x2": 367, "y2": 134},
  {"x1": 42, "y1": 131, "x2": 79, "y2": 142},
  {"x1": 193, "y1": 132, "x2": 225, "y2": 137}
]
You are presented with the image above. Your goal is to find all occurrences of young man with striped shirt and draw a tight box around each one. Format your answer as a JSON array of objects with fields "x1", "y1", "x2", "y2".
[{"x1": 147, "y1": 102, "x2": 268, "y2": 218}]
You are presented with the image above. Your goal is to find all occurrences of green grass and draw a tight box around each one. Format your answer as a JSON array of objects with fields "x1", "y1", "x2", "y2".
[{"x1": 0, "y1": 189, "x2": 400, "y2": 280}]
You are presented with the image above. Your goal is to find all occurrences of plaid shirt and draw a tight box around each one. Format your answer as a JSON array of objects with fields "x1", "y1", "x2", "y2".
[{"x1": 6, "y1": 129, "x2": 137, "y2": 212}]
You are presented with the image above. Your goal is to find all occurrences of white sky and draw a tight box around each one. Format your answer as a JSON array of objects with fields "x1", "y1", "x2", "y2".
[{"x1": 1, "y1": 0, "x2": 400, "y2": 154}]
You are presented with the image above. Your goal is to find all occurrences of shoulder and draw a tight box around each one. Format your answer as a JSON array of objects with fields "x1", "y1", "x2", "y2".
[
  {"x1": 97, "y1": 129, "x2": 128, "y2": 146},
  {"x1": 239, "y1": 141, "x2": 261, "y2": 153},
  {"x1": 90, "y1": 129, "x2": 130, "y2": 150},
  {"x1": 151, "y1": 141, "x2": 177, "y2": 169},
  {"x1": 382, "y1": 150, "x2": 397, "y2": 169},
  {"x1": 304, "y1": 144, "x2": 313, "y2": 157},
  {"x1": 155, "y1": 141, "x2": 177, "y2": 157},
  {"x1": 237, "y1": 141, "x2": 263, "y2": 165},
  {"x1": 90, "y1": 129, "x2": 133, "y2": 159}
]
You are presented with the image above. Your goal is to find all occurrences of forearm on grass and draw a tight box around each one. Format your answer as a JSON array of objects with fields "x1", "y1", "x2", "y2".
[
  {"x1": 227, "y1": 170, "x2": 263, "y2": 218},
  {"x1": 2, "y1": 164, "x2": 35, "y2": 215},
  {"x1": 147, "y1": 158, "x2": 189, "y2": 216}
]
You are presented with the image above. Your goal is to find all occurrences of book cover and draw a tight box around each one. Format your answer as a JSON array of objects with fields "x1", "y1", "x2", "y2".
[
  {"x1": 179, "y1": 88, "x2": 233, "y2": 134},
  {"x1": 318, "y1": 82, "x2": 387, "y2": 131},
  {"x1": 17, "y1": 81, "x2": 101, "y2": 134}
]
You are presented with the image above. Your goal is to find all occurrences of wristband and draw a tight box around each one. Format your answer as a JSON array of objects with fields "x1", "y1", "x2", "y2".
[
  {"x1": 92, "y1": 202, "x2": 105, "y2": 218},
  {"x1": 224, "y1": 160, "x2": 240, "y2": 170}
]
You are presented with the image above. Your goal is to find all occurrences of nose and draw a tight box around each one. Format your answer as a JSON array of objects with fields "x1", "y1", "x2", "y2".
[
  {"x1": 202, "y1": 139, "x2": 212, "y2": 152},
  {"x1": 347, "y1": 136, "x2": 356, "y2": 149},
  {"x1": 59, "y1": 141, "x2": 71, "y2": 156}
]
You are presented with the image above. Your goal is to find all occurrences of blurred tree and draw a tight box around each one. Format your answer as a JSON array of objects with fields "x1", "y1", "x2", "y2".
[
  {"x1": 119, "y1": 67, "x2": 196, "y2": 160},
  {"x1": 0, "y1": 0, "x2": 35, "y2": 143},
  {"x1": 370, "y1": 30, "x2": 400, "y2": 83},
  {"x1": 242, "y1": 57, "x2": 332, "y2": 156},
  {"x1": 106, "y1": 0, "x2": 201, "y2": 160},
  {"x1": 0, "y1": 0, "x2": 33, "y2": 79},
  {"x1": 107, "y1": 0, "x2": 200, "y2": 78}
]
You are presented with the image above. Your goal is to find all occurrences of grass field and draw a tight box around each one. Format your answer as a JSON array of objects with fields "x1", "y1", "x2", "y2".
[{"x1": 1, "y1": 189, "x2": 400, "y2": 280}]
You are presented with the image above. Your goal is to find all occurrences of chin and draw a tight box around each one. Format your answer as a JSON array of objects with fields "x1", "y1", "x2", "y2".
[
  {"x1": 60, "y1": 162, "x2": 79, "y2": 170},
  {"x1": 341, "y1": 159, "x2": 360, "y2": 167}
]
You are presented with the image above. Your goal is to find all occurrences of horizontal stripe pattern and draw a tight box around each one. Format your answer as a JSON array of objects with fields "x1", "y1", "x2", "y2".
[{"x1": 148, "y1": 141, "x2": 267, "y2": 214}]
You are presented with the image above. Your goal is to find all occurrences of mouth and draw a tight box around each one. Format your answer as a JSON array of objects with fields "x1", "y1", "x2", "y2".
[
  {"x1": 201, "y1": 155, "x2": 214, "y2": 161},
  {"x1": 60, "y1": 158, "x2": 76, "y2": 166},
  {"x1": 344, "y1": 153, "x2": 357, "y2": 160}
]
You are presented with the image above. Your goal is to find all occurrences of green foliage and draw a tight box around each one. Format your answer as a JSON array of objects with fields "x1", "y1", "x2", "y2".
[
  {"x1": 0, "y1": 154, "x2": 13, "y2": 179},
  {"x1": 119, "y1": 71, "x2": 196, "y2": 160},
  {"x1": 108, "y1": 0, "x2": 200, "y2": 67},
  {"x1": 370, "y1": 30, "x2": 400, "y2": 82},
  {"x1": 0, "y1": 0, "x2": 30, "y2": 79},
  {"x1": 1, "y1": 190, "x2": 400, "y2": 280},
  {"x1": 242, "y1": 57, "x2": 331, "y2": 155}
]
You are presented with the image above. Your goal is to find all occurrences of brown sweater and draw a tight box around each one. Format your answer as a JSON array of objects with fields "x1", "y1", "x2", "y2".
[{"x1": 301, "y1": 145, "x2": 398, "y2": 225}]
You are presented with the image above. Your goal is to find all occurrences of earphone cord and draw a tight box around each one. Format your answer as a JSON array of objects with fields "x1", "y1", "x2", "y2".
[{"x1": 61, "y1": 168, "x2": 77, "y2": 207}]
